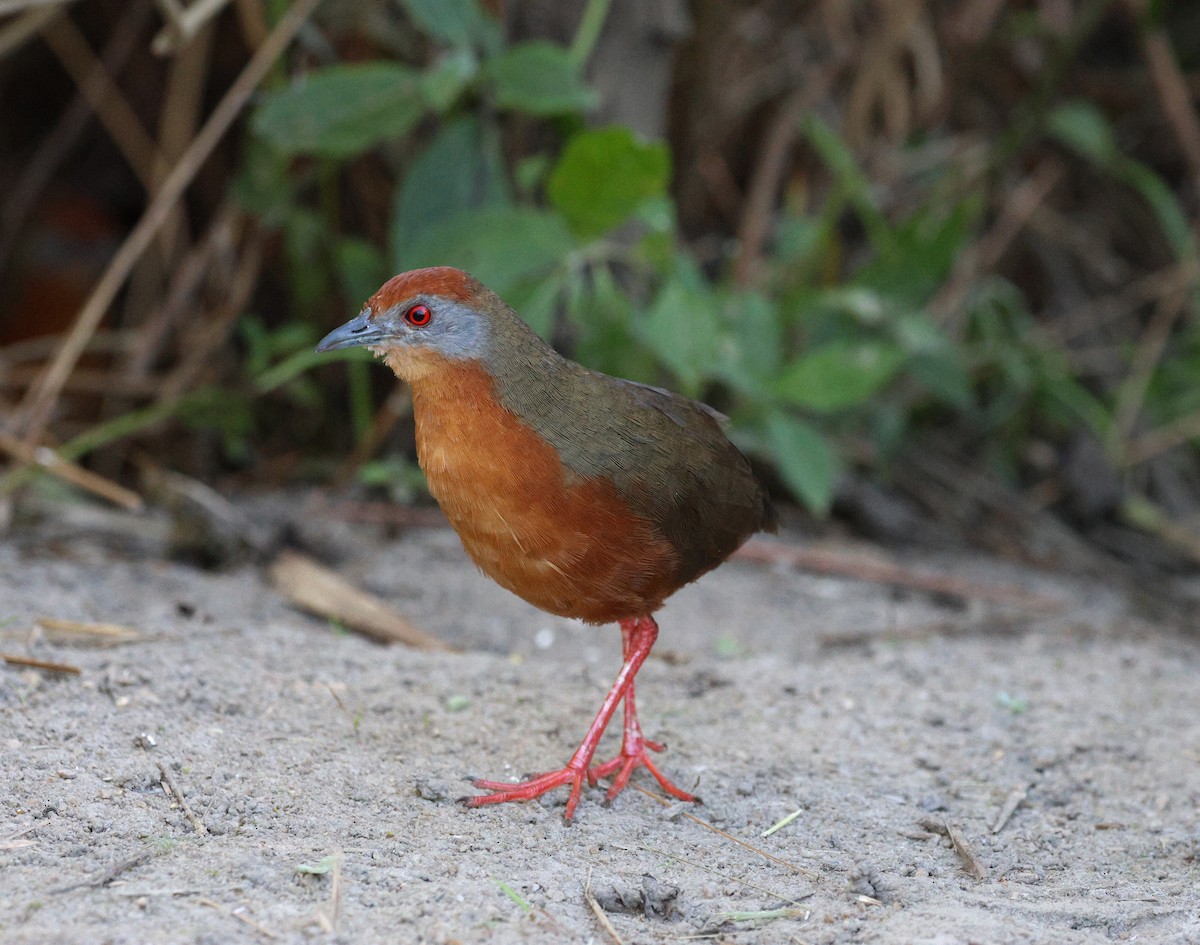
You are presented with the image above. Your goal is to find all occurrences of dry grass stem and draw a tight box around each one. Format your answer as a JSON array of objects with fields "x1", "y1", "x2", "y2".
[
  {"x1": 156, "y1": 759, "x2": 208, "y2": 835},
  {"x1": 0, "y1": 429, "x2": 144, "y2": 509},
  {"x1": 1, "y1": 652, "x2": 82, "y2": 674},
  {"x1": 1134, "y1": 8, "x2": 1200, "y2": 179},
  {"x1": 630, "y1": 783, "x2": 819, "y2": 879},
  {"x1": 637, "y1": 842, "x2": 814, "y2": 907},
  {"x1": 198, "y1": 898, "x2": 278, "y2": 939},
  {"x1": 35, "y1": 617, "x2": 139, "y2": 643},
  {"x1": 583, "y1": 876, "x2": 625, "y2": 945},
  {"x1": 736, "y1": 538, "x2": 1063, "y2": 611},
  {"x1": 153, "y1": 0, "x2": 234, "y2": 54},
  {"x1": 51, "y1": 848, "x2": 154, "y2": 894},
  {"x1": 42, "y1": 15, "x2": 169, "y2": 192},
  {"x1": 15, "y1": 0, "x2": 323, "y2": 443},
  {"x1": 312, "y1": 852, "x2": 344, "y2": 933},
  {"x1": 0, "y1": 4, "x2": 60, "y2": 58},
  {"x1": 944, "y1": 819, "x2": 988, "y2": 881},
  {"x1": 1110, "y1": 285, "x2": 1190, "y2": 458},
  {"x1": 991, "y1": 783, "x2": 1029, "y2": 834}
]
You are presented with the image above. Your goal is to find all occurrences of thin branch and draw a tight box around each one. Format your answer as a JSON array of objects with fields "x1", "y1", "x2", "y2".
[
  {"x1": 14, "y1": 0, "x2": 324, "y2": 444},
  {"x1": 0, "y1": 3, "x2": 60, "y2": 58},
  {"x1": 42, "y1": 14, "x2": 169, "y2": 193},
  {"x1": 0, "y1": 429, "x2": 143, "y2": 509},
  {"x1": 152, "y1": 0, "x2": 234, "y2": 55},
  {"x1": 0, "y1": 0, "x2": 151, "y2": 270}
]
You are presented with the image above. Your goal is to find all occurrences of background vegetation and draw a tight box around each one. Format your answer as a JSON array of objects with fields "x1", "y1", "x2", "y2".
[{"x1": 2, "y1": 0, "x2": 1200, "y2": 578}]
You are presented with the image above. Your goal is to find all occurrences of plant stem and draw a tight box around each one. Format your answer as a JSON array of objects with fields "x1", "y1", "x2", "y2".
[{"x1": 568, "y1": 0, "x2": 612, "y2": 70}]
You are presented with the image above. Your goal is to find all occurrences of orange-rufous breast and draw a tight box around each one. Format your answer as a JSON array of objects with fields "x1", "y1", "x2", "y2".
[{"x1": 397, "y1": 354, "x2": 682, "y2": 624}]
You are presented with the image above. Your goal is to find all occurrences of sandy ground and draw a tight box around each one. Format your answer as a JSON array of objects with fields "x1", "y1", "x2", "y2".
[{"x1": 1, "y1": 491, "x2": 1198, "y2": 944}]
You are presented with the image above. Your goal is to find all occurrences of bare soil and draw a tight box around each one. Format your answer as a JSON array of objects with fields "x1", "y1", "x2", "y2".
[{"x1": 2, "y1": 492, "x2": 1198, "y2": 944}]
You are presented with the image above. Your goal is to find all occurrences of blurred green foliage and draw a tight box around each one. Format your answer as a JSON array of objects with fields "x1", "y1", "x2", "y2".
[{"x1": 229, "y1": 0, "x2": 1197, "y2": 519}]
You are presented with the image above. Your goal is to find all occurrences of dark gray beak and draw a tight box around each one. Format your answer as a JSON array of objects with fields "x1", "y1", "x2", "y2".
[{"x1": 315, "y1": 310, "x2": 392, "y2": 353}]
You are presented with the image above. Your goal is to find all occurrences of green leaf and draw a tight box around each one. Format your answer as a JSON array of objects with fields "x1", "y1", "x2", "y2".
[
  {"x1": 763, "y1": 410, "x2": 840, "y2": 514},
  {"x1": 399, "y1": 0, "x2": 486, "y2": 48},
  {"x1": 419, "y1": 49, "x2": 479, "y2": 112},
  {"x1": 1047, "y1": 101, "x2": 1118, "y2": 166},
  {"x1": 396, "y1": 206, "x2": 573, "y2": 297},
  {"x1": 634, "y1": 258, "x2": 721, "y2": 395},
  {"x1": 391, "y1": 116, "x2": 509, "y2": 257},
  {"x1": 775, "y1": 341, "x2": 905, "y2": 412},
  {"x1": 715, "y1": 291, "x2": 783, "y2": 396},
  {"x1": 486, "y1": 41, "x2": 597, "y2": 116},
  {"x1": 1119, "y1": 160, "x2": 1197, "y2": 261},
  {"x1": 803, "y1": 114, "x2": 891, "y2": 252},
  {"x1": 547, "y1": 127, "x2": 670, "y2": 239},
  {"x1": 253, "y1": 63, "x2": 423, "y2": 157}
]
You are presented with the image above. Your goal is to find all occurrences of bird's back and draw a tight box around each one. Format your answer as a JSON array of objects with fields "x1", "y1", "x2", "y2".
[{"x1": 495, "y1": 360, "x2": 775, "y2": 588}]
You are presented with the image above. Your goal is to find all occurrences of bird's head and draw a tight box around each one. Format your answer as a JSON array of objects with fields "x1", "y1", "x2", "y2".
[{"x1": 316, "y1": 267, "x2": 524, "y2": 379}]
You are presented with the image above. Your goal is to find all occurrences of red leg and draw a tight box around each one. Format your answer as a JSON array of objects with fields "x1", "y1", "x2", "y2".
[
  {"x1": 466, "y1": 614, "x2": 660, "y2": 821},
  {"x1": 587, "y1": 617, "x2": 698, "y2": 805}
]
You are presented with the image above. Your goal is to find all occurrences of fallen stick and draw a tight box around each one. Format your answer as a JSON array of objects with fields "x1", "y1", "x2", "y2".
[
  {"x1": 992, "y1": 783, "x2": 1030, "y2": 834},
  {"x1": 156, "y1": 760, "x2": 207, "y2": 836},
  {"x1": 0, "y1": 430, "x2": 143, "y2": 510},
  {"x1": 736, "y1": 538, "x2": 1064, "y2": 611},
  {"x1": 945, "y1": 819, "x2": 988, "y2": 881},
  {"x1": 51, "y1": 848, "x2": 153, "y2": 894},
  {"x1": 36, "y1": 616, "x2": 139, "y2": 643},
  {"x1": 268, "y1": 550, "x2": 455, "y2": 652},
  {"x1": 1, "y1": 653, "x2": 81, "y2": 675}
]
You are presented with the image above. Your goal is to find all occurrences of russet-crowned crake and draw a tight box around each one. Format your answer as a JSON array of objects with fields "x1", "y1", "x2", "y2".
[{"x1": 317, "y1": 266, "x2": 776, "y2": 820}]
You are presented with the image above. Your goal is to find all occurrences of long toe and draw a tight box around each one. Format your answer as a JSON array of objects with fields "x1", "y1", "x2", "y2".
[
  {"x1": 588, "y1": 746, "x2": 698, "y2": 806},
  {"x1": 466, "y1": 765, "x2": 589, "y2": 820}
]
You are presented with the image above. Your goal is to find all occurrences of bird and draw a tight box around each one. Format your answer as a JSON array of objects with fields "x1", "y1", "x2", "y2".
[{"x1": 316, "y1": 266, "x2": 776, "y2": 821}]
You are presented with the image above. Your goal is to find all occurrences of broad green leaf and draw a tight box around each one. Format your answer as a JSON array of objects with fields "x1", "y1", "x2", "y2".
[
  {"x1": 396, "y1": 206, "x2": 573, "y2": 296},
  {"x1": 419, "y1": 49, "x2": 479, "y2": 112},
  {"x1": 569, "y1": 266, "x2": 657, "y2": 380},
  {"x1": 391, "y1": 116, "x2": 509, "y2": 257},
  {"x1": 763, "y1": 410, "x2": 840, "y2": 515},
  {"x1": 547, "y1": 127, "x2": 670, "y2": 239},
  {"x1": 775, "y1": 341, "x2": 905, "y2": 412},
  {"x1": 715, "y1": 291, "x2": 783, "y2": 396},
  {"x1": 486, "y1": 41, "x2": 597, "y2": 116},
  {"x1": 253, "y1": 64, "x2": 422, "y2": 157},
  {"x1": 634, "y1": 259, "x2": 721, "y2": 395},
  {"x1": 858, "y1": 198, "x2": 980, "y2": 304},
  {"x1": 812, "y1": 287, "x2": 886, "y2": 325},
  {"x1": 399, "y1": 0, "x2": 488, "y2": 48}
]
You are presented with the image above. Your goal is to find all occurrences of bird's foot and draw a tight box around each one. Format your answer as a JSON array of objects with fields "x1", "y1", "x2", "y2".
[
  {"x1": 588, "y1": 739, "x2": 699, "y2": 806},
  {"x1": 464, "y1": 764, "x2": 589, "y2": 820}
]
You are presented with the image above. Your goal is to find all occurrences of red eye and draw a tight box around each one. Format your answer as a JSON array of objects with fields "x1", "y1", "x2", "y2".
[{"x1": 404, "y1": 304, "x2": 432, "y2": 327}]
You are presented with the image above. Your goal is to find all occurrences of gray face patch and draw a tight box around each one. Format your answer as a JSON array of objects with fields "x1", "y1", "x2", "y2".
[{"x1": 375, "y1": 296, "x2": 490, "y2": 361}]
